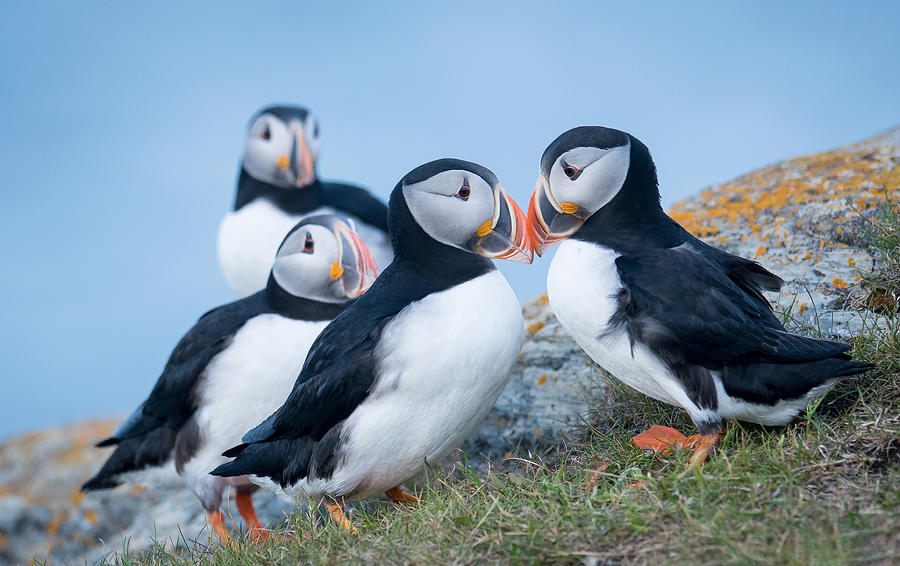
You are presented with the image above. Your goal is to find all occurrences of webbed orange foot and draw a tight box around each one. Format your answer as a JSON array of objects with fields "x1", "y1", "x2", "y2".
[
  {"x1": 324, "y1": 500, "x2": 357, "y2": 534},
  {"x1": 385, "y1": 485, "x2": 419, "y2": 505},
  {"x1": 631, "y1": 424, "x2": 691, "y2": 454},
  {"x1": 687, "y1": 431, "x2": 721, "y2": 467}
]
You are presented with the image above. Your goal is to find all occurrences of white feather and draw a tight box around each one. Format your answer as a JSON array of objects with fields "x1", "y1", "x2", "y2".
[
  {"x1": 180, "y1": 314, "x2": 329, "y2": 509},
  {"x1": 271, "y1": 269, "x2": 524, "y2": 502}
]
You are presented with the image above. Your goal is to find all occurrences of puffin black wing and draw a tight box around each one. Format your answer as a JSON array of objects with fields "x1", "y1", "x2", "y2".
[
  {"x1": 320, "y1": 181, "x2": 390, "y2": 232},
  {"x1": 97, "y1": 291, "x2": 273, "y2": 446},
  {"x1": 610, "y1": 243, "x2": 867, "y2": 407}
]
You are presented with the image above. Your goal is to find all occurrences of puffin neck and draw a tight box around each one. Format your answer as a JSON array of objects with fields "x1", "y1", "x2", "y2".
[
  {"x1": 387, "y1": 186, "x2": 494, "y2": 284},
  {"x1": 573, "y1": 137, "x2": 688, "y2": 255},
  {"x1": 264, "y1": 274, "x2": 350, "y2": 321},
  {"x1": 234, "y1": 167, "x2": 324, "y2": 211}
]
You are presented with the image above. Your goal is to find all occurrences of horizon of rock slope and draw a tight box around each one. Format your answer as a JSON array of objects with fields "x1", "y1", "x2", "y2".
[{"x1": 1, "y1": 125, "x2": 897, "y2": 566}]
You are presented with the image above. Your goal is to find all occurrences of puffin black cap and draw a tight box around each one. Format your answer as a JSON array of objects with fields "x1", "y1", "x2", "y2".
[
  {"x1": 403, "y1": 158, "x2": 500, "y2": 188},
  {"x1": 251, "y1": 104, "x2": 310, "y2": 125}
]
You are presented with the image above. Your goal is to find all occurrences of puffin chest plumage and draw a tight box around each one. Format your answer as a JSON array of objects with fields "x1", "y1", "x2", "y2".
[
  {"x1": 301, "y1": 269, "x2": 525, "y2": 500},
  {"x1": 547, "y1": 239, "x2": 692, "y2": 409}
]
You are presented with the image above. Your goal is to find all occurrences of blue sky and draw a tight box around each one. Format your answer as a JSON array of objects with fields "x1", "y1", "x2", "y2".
[{"x1": 1, "y1": 2, "x2": 898, "y2": 438}]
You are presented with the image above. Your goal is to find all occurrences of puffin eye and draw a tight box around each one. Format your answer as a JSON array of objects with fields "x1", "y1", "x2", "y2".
[
  {"x1": 313, "y1": 121, "x2": 319, "y2": 138},
  {"x1": 562, "y1": 160, "x2": 581, "y2": 180},
  {"x1": 260, "y1": 125, "x2": 271, "y2": 141},
  {"x1": 456, "y1": 180, "x2": 471, "y2": 200},
  {"x1": 302, "y1": 232, "x2": 314, "y2": 254}
]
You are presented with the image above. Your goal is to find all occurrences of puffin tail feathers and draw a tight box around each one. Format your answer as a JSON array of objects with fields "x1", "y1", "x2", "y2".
[
  {"x1": 81, "y1": 427, "x2": 177, "y2": 492},
  {"x1": 212, "y1": 437, "x2": 316, "y2": 488}
]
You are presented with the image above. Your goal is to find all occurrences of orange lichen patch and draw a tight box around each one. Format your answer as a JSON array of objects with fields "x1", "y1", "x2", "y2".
[
  {"x1": 584, "y1": 360, "x2": 591, "y2": 366},
  {"x1": 798, "y1": 303, "x2": 808, "y2": 316},
  {"x1": 848, "y1": 257, "x2": 856, "y2": 266},
  {"x1": 535, "y1": 293, "x2": 549, "y2": 306},
  {"x1": 833, "y1": 278, "x2": 848, "y2": 289},
  {"x1": 83, "y1": 509, "x2": 99, "y2": 525},
  {"x1": 0, "y1": 486, "x2": 12, "y2": 497},
  {"x1": 537, "y1": 373, "x2": 547, "y2": 386},
  {"x1": 854, "y1": 275, "x2": 863, "y2": 282},
  {"x1": 69, "y1": 490, "x2": 85, "y2": 507},
  {"x1": 741, "y1": 236, "x2": 749, "y2": 242},
  {"x1": 716, "y1": 236, "x2": 729, "y2": 243},
  {"x1": 803, "y1": 251, "x2": 814, "y2": 261},
  {"x1": 129, "y1": 484, "x2": 148, "y2": 494},
  {"x1": 667, "y1": 143, "x2": 899, "y2": 237},
  {"x1": 46, "y1": 512, "x2": 64, "y2": 536},
  {"x1": 754, "y1": 246, "x2": 767, "y2": 258},
  {"x1": 526, "y1": 321, "x2": 545, "y2": 335},
  {"x1": 534, "y1": 428, "x2": 541, "y2": 436}
]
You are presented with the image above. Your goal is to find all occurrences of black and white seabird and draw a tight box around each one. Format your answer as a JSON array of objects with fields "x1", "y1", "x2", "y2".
[
  {"x1": 83, "y1": 215, "x2": 377, "y2": 542},
  {"x1": 211, "y1": 158, "x2": 532, "y2": 530},
  {"x1": 525, "y1": 126, "x2": 872, "y2": 465},
  {"x1": 218, "y1": 105, "x2": 393, "y2": 297}
]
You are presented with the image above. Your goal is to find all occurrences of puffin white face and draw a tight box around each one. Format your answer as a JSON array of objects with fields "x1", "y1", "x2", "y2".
[
  {"x1": 527, "y1": 131, "x2": 631, "y2": 255},
  {"x1": 243, "y1": 110, "x2": 320, "y2": 189},
  {"x1": 402, "y1": 164, "x2": 532, "y2": 263},
  {"x1": 272, "y1": 215, "x2": 378, "y2": 302}
]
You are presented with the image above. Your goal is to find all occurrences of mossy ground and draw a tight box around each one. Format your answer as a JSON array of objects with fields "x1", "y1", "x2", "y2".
[{"x1": 91, "y1": 197, "x2": 900, "y2": 566}]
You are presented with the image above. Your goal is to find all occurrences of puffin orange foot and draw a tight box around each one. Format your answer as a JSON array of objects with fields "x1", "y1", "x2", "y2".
[
  {"x1": 631, "y1": 424, "x2": 692, "y2": 454},
  {"x1": 385, "y1": 485, "x2": 419, "y2": 505},
  {"x1": 206, "y1": 510, "x2": 233, "y2": 546},
  {"x1": 687, "y1": 431, "x2": 721, "y2": 467},
  {"x1": 235, "y1": 490, "x2": 271, "y2": 543},
  {"x1": 324, "y1": 501, "x2": 357, "y2": 534}
]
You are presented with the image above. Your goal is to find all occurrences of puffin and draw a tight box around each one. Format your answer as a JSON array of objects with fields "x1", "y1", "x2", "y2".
[
  {"x1": 217, "y1": 105, "x2": 393, "y2": 297},
  {"x1": 211, "y1": 158, "x2": 532, "y2": 531},
  {"x1": 525, "y1": 126, "x2": 872, "y2": 465},
  {"x1": 83, "y1": 215, "x2": 378, "y2": 542}
]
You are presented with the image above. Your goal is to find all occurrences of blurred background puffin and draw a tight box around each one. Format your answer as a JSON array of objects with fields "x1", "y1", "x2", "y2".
[
  {"x1": 212, "y1": 158, "x2": 531, "y2": 531},
  {"x1": 526, "y1": 126, "x2": 872, "y2": 465},
  {"x1": 218, "y1": 105, "x2": 393, "y2": 297},
  {"x1": 83, "y1": 215, "x2": 377, "y2": 543}
]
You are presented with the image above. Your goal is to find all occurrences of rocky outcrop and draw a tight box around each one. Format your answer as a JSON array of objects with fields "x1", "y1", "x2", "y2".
[{"x1": 1, "y1": 126, "x2": 896, "y2": 566}]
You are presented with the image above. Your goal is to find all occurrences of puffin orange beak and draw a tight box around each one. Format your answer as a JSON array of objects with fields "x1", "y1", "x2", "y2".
[
  {"x1": 526, "y1": 174, "x2": 585, "y2": 256},
  {"x1": 334, "y1": 223, "x2": 378, "y2": 297},
  {"x1": 290, "y1": 127, "x2": 316, "y2": 188},
  {"x1": 471, "y1": 186, "x2": 533, "y2": 263}
]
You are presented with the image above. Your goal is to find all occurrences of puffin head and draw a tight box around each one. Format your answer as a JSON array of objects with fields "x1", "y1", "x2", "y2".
[
  {"x1": 271, "y1": 214, "x2": 378, "y2": 302},
  {"x1": 394, "y1": 158, "x2": 532, "y2": 264},
  {"x1": 526, "y1": 126, "x2": 658, "y2": 255},
  {"x1": 242, "y1": 105, "x2": 320, "y2": 189}
]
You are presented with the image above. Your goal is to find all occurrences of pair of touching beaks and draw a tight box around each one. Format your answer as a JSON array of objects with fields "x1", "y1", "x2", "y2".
[
  {"x1": 468, "y1": 177, "x2": 587, "y2": 265},
  {"x1": 321, "y1": 177, "x2": 583, "y2": 298}
]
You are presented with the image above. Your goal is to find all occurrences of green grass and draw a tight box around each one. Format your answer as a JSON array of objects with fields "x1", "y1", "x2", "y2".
[{"x1": 99, "y1": 197, "x2": 900, "y2": 566}]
